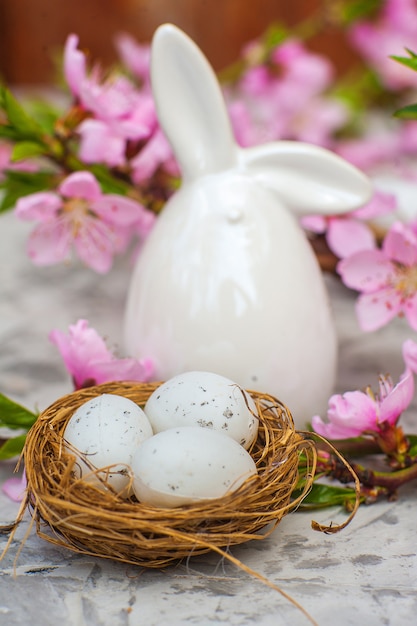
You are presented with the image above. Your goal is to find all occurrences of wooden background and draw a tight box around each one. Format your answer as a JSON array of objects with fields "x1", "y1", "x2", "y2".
[{"x1": 0, "y1": 0, "x2": 361, "y2": 85}]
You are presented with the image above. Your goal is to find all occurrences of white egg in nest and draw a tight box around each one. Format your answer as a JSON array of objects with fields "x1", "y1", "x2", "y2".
[
  {"x1": 131, "y1": 426, "x2": 258, "y2": 508},
  {"x1": 144, "y1": 371, "x2": 259, "y2": 449},
  {"x1": 64, "y1": 393, "x2": 153, "y2": 494}
]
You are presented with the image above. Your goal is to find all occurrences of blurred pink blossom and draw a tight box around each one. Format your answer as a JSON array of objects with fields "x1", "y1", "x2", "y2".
[
  {"x1": 402, "y1": 337, "x2": 417, "y2": 373},
  {"x1": 338, "y1": 220, "x2": 417, "y2": 331},
  {"x1": 2, "y1": 470, "x2": 26, "y2": 502},
  {"x1": 348, "y1": 0, "x2": 417, "y2": 90},
  {"x1": 302, "y1": 190, "x2": 397, "y2": 258},
  {"x1": 63, "y1": 34, "x2": 156, "y2": 167},
  {"x1": 336, "y1": 121, "x2": 417, "y2": 172},
  {"x1": 226, "y1": 38, "x2": 347, "y2": 148},
  {"x1": 130, "y1": 128, "x2": 178, "y2": 183},
  {"x1": 49, "y1": 319, "x2": 153, "y2": 389},
  {"x1": 312, "y1": 370, "x2": 414, "y2": 439},
  {"x1": 15, "y1": 171, "x2": 154, "y2": 273},
  {"x1": 114, "y1": 32, "x2": 151, "y2": 85}
]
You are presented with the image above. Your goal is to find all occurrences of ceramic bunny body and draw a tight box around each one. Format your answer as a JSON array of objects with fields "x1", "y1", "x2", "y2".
[{"x1": 124, "y1": 24, "x2": 372, "y2": 427}]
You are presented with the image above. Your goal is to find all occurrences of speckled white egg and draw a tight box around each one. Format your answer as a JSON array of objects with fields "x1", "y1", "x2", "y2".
[
  {"x1": 64, "y1": 393, "x2": 153, "y2": 494},
  {"x1": 131, "y1": 426, "x2": 258, "y2": 508},
  {"x1": 144, "y1": 371, "x2": 259, "y2": 449}
]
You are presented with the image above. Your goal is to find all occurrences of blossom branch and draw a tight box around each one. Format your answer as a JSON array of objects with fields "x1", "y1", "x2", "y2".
[{"x1": 326, "y1": 455, "x2": 417, "y2": 500}]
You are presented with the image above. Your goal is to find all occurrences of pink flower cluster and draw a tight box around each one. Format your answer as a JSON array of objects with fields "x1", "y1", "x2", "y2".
[
  {"x1": 64, "y1": 34, "x2": 176, "y2": 181},
  {"x1": 348, "y1": 0, "x2": 417, "y2": 91},
  {"x1": 225, "y1": 38, "x2": 348, "y2": 149},
  {"x1": 336, "y1": 121, "x2": 417, "y2": 174},
  {"x1": 333, "y1": 0, "x2": 417, "y2": 174}
]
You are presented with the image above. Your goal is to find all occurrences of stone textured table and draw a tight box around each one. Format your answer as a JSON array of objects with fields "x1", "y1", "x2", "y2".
[{"x1": 0, "y1": 211, "x2": 416, "y2": 625}]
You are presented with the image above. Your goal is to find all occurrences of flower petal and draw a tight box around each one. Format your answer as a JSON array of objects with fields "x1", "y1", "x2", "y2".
[
  {"x1": 402, "y1": 338, "x2": 417, "y2": 373},
  {"x1": 379, "y1": 370, "x2": 414, "y2": 427},
  {"x1": 26, "y1": 219, "x2": 72, "y2": 265},
  {"x1": 300, "y1": 214, "x2": 327, "y2": 233},
  {"x1": 131, "y1": 129, "x2": 173, "y2": 183},
  {"x1": 353, "y1": 190, "x2": 397, "y2": 220},
  {"x1": 77, "y1": 119, "x2": 127, "y2": 167},
  {"x1": 403, "y1": 292, "x2": 417, "y2": 332},
  {"x1": 59, "y1": 171, "x2": 102, "y2": 201},
  {"x1": 90, "y1": 357, "x2": 154, "y2": 385},
  {"x1": 312, "y1": 389, "x2": 378, "y2": 439},
  {"x1": 355, "y1": 288, "x2": 402, "y2": 331},
  {"x1": 327, "y1": 218, "x2": 375, "y2": 259},
  {"x1": 49, "y1": 319, "x2": 112, "y2": 388},
  {"x1": 63, "y1": 34, "x2": 86, "y2": 98},
  {"x1": 14, "y1": 192, "x2": 62, "y2": 221},
  {"x1": 311, "y1": 414, "x2": 365, "y2": 439},
  {"x1": 383, "y1": 221, "x2": 417, "y2": 266},
  {"x1": 329, "y1": 390, "x2": 378, "y2": 431},
  {"x1": 114, "y1": 33, "x2": 151, "y2": 83},
  {"x1": 92, "y1": 195, "x2": 152, "y2": 227},
  {"x1": 73, "y1": 218, "x2": 116, "y2": 273},
  {"x1": 2, "y1": 471, "x2": 27, "y2": 502},
  {"x1": 337, "y1": 249, "x2": 394, "y2": 292}
]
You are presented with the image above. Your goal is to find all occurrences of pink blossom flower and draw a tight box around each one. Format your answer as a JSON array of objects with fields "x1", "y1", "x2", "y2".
[
  {"x1": 312, "y1": 370, "x2": 414, "y2": 439},
  {"x1": 130, "y1": 128, "x2": 178, "y2": 183},
  {"x1": 226, "y1": 38, "x2": 347, "y2": 148},
  {"x1": 338, "y1": 220, "x2": 417, "y2": 331},
  {"x1": 348, "y1": 0, "x2": 417, "y2": 91},
  {"x1": 14, "y1": 171, "x2": 154, "y2": 273},
  {"x1": 302, "y1": 190, "x2": 397, "y2": 258},
  {"x1": 2, "y1": 470, "x2": 26, "y2": 502},
  {"x1": 77, "y1": 118, "x2": 129, "y2": 167},
  {"x1": 271, "y1": 38, "x2": 333, "y2": 95},
  {"x1": 336, "y1": 121, "x2": 417, "y2": 172},
  {"x1": 402, "y1": 337, "x2": 417, "y2": 373},
  {"x1": 63, "y1": 33, "x2": 88, "y2": 99},
  {"x1": 114, "y1": 32, "x2": 151, "y2": 85},
  {"x1": 63, "y1": 34, "x2": 156, "y2": 168},
  {"x1": 49, "y1": 319, "x2": 153, "y2": 389}
]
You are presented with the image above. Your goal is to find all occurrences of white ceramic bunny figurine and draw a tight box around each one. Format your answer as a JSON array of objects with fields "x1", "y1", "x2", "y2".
[{"x1": 124, "y1": 24, "x2": 372, "y2": 428}]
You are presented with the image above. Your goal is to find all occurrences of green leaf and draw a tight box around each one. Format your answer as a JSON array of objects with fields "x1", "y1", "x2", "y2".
[
  {"x1": 0, "y1": 125, "x2": 24, "y2": 142},
  {"x1": 393, "y1": 103, "x2": 417, "y2": 119},
  {"x1": 391, "y1": 51, "x2": 417, "y2": 72},
  {"x1": 340, "y1": 0, "x2": 383, "y2": 24},
  {"x1": 293, "y1": 482, "x2": 360, "y2": 509},
  {"x1": 407, "y1": 434, "x2": 417, "y2": 458},
  {"x1": 23, "y1": 98, "x2": 62, "y2": 135},
  {"x1": 89, "y1": 164, "x2": 131, "y2": 195},
  {"x1": 0, "y1": 170, "x2": 56, "y2": 212},
  {"x1": 263, "y1": 23, "x2": 287, "y2": 51},
  {"x1": 0, "y1": 434, "x2": 27, "y2": 460},
  {"x1": 0, "y1": 393, "x2": 38, "y2": 430},
  {"x1": 0, "y1": 86, "x2": 44, "y2": 140},
  {"x1": 11, "y1": 141, "x2": 47, "y2": 161}
]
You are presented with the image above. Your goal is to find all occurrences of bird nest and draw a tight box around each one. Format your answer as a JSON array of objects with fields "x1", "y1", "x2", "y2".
[{"x1": 11, "y1": 381, "x2": 352, "y2": 568}]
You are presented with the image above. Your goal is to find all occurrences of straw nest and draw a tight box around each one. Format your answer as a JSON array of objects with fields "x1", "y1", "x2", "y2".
[{"x1": 21, "y1": 381, "x2": 318, "y2": 568}]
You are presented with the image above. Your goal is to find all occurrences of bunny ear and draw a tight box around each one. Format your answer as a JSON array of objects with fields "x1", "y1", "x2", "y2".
[
  {"x1": 151, "y1": 24, "x2": 237, "y2": 181},
  {"x1": 241, "y1": 141, "x2": 372, "y2": 216}
]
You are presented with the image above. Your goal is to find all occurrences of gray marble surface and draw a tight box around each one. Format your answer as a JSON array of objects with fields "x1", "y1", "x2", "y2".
[{"x1": 0, "y1": 211, "x2": 416, "y2": 626}]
